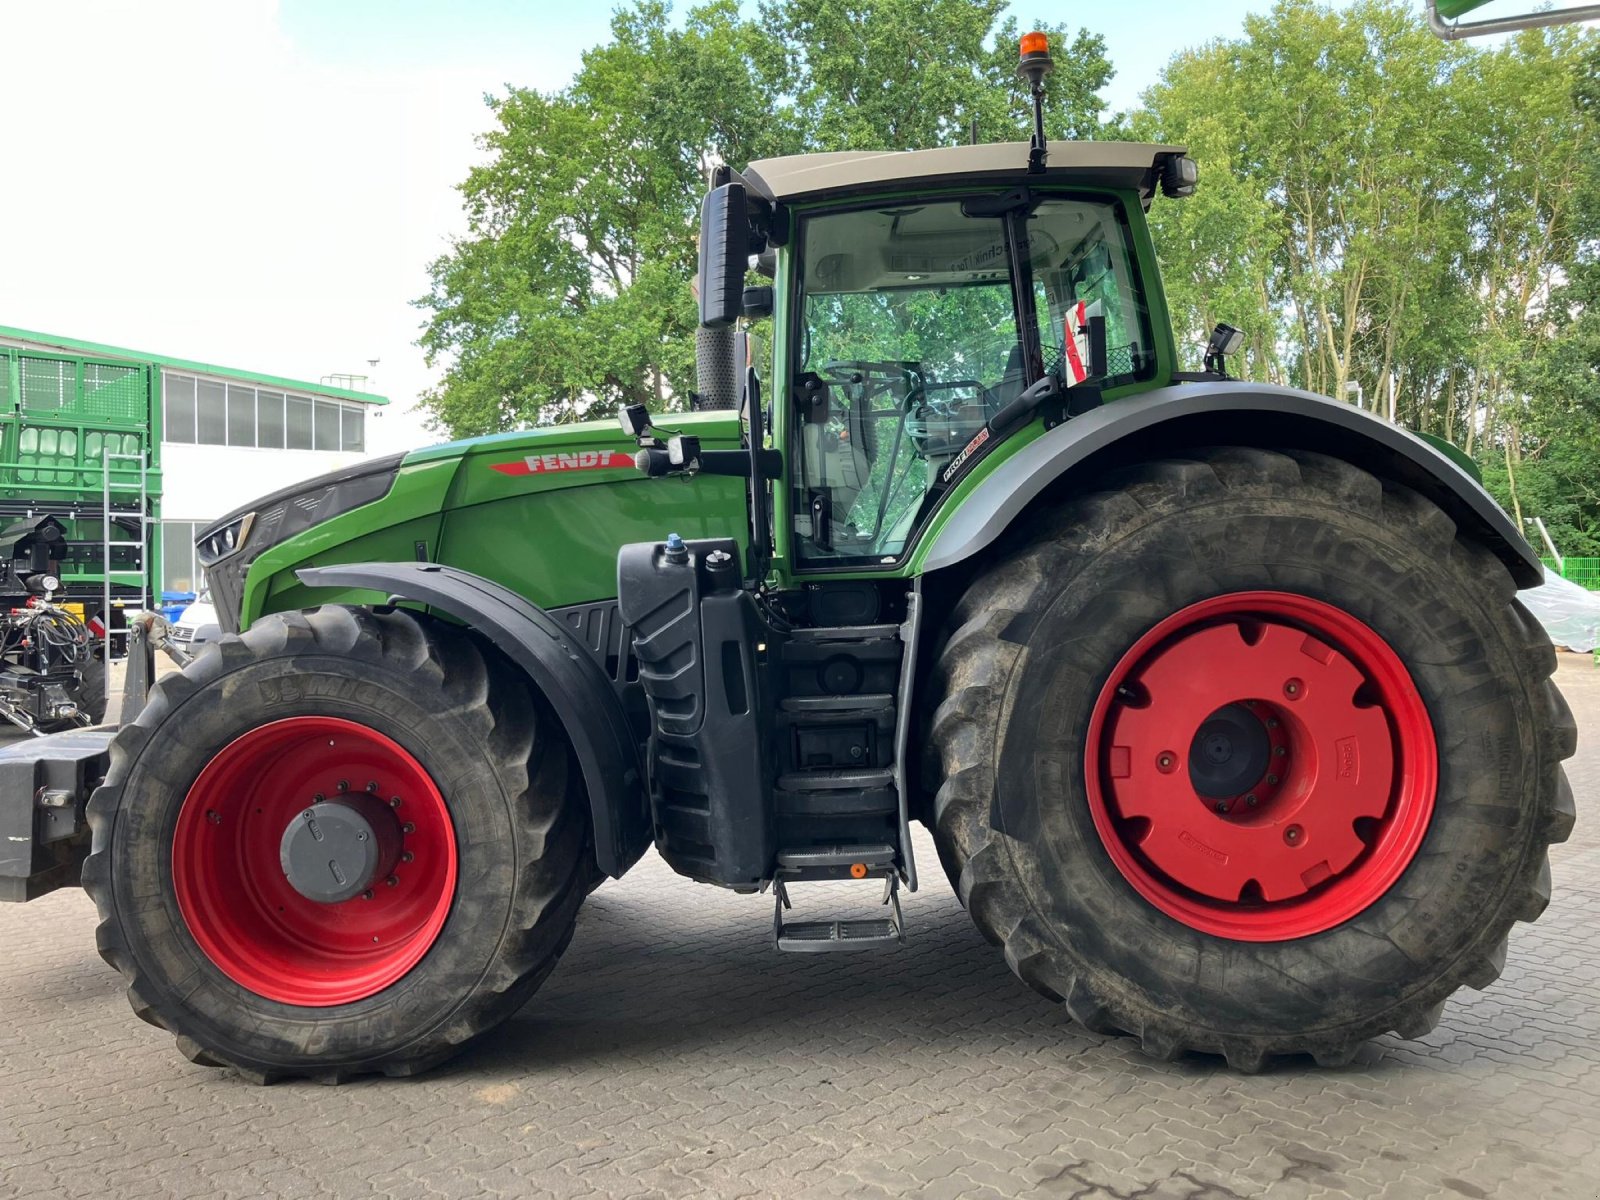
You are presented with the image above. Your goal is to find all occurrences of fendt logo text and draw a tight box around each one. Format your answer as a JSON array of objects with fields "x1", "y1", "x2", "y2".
[{"x1": 490, "y1": 450, "x2": 632, "y2": 476}]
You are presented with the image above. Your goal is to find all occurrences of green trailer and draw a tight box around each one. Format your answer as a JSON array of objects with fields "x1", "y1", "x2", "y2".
[{"x1": 0, "y1": 343, "x2": 160, "y2": 626}]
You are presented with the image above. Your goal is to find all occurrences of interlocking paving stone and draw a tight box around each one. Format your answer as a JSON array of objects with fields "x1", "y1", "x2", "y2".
[{"x1": 1, "y1": 656, "x2": 1597, "y2": 1199}]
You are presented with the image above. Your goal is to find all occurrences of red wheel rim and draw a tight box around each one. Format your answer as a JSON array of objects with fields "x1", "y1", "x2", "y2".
[
  {"x1": 171, "y1": 717, "x2": 457, "y2": 1005},
  {"x1": 1084, "y1": 592, "x2": 1436, "y2": 941}
]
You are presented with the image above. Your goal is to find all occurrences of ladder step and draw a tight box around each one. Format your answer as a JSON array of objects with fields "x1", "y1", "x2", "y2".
[
  {"x1": 776, "y1": 767, "x2": 894, "y2": 792},
  {"x1": 772, "y1": 870, "x2": 905, "y2": 952},
  {"x1": 777, "y1": 788, "x2": 896, "y2": 818},
  {"x1": 777, "y1": 918, "x2": 901, "y2": 952},
  {"x1": 787, "y1": 624, "x2": 900, "y2": 642},
  {"x1": 778, "y1": 693, "x2": 894, "y2": 715},
  {"x1": 776, "y1": 843, "x2": 895, "y2": 869}
]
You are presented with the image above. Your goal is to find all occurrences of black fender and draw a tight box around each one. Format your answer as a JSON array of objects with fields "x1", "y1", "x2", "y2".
[
  {"x1": 295, "y1": 562, "x2": 650, "y2": 878},
  {"x1": 921, "y1": 381, "x2": 1544, "y2": 588}
]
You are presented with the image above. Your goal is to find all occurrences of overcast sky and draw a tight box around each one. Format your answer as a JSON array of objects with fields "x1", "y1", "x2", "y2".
[{"x1": 0, "y1": 0, "x2": 1416, "y2": 454}]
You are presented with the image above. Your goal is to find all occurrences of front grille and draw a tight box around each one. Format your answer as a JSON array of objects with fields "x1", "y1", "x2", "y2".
[
  {"x1": 170, "y1": 626, "x2": 193, "y2": 644},
  {"x1": 205, "y1": 556, "x2": 249, "y2": 634}
]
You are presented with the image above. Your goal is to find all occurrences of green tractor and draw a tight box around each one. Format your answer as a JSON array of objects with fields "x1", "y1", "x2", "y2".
[{"x1": 0, "y1": 36, "x2": 1576, "y2": 1081}]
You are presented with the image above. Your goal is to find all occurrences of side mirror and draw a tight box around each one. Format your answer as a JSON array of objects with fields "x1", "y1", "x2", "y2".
[{"x1": 698, "y1": 182, "x2": 749, "y2": 329}]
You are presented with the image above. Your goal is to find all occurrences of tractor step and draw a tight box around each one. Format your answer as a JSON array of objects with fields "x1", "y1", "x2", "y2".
[
  {"x1": 772, "y1": 845, "x2": 904, "y2": 952},
  {"x1": 776, "y1": 915, "x2": 902, "y2": 951}
]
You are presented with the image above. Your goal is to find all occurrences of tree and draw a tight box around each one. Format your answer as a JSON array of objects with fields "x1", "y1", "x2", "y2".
[
  {"x1": 417, "y1": 1, "x2": 1110, "y2": 438},
  {"x1": 417, "y1": 2, "x2": 794, "y2": 437},
  {"x1": 759, "y1": 1, "x2": 1111, "y2": 150}
]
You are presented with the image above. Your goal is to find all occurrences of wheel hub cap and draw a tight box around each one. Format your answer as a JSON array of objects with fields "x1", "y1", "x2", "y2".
[
  {"x1": 1085, "y1": 592, "x2": 1437, "y2": 942},
  {"x1": 279, "y1": 795, "x2": 403, "y2": 904}
]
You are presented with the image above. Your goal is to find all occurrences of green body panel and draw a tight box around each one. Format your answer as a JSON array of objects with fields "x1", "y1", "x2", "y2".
[
  {"x1": 240, "y1": 412, "x2": 747, "y2": 629},
  {"x1": 1435, "y1": 0, "x2": 1497, "y2": 16}
]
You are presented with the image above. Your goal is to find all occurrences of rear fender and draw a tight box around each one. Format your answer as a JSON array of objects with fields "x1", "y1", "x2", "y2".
[
  {"x1": 295, "y1": 562, "x2": 650, "y2": 878},
  {"x1": 920, "y1": 381, "x2": 1543, "y2": 588}
]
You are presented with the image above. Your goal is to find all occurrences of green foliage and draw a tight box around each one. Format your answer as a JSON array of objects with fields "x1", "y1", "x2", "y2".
[
  {"x1": 418, "y1": 2, "x2": 795, "y2": 435},
  {"x1": 416, "y1": 1, "x2": 1109, "y2": 437},
  {"x1": 1134, "y1": 1, "x2": 1600, "y2": 554}
]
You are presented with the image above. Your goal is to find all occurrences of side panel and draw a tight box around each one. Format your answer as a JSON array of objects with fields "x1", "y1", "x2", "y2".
[
  {"x1": 916, "y1": 382, "x2": 1543, "y2": 588},
  {"x1": 240, "y1": 415, "x2": 751, "y2": 626},
  {"x1": 439, "y1": 473, "x2": 749, "y2": 611}
]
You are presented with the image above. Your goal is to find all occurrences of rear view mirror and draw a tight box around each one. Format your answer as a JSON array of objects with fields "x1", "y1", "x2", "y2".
[{"x1": 699, "y1": 183, "x2": 749, "y2": 329}]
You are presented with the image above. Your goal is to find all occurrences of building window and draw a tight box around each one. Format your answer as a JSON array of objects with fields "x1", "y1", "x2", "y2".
[
  {"x1": 287, "y1": 394, "x2": 314, "y2": 449},
  {"x1": 257, "y1": 390, "x2": 285, "y2": 449},
  {"x1": 196, "y1": 380, "x2": 226, "y2": 444},
  {"x1": 226, "y1": 383, "x2": 256, "y2": 447},
  {"x1": 161, "y1": 370, "x2": 366, "y2": 452},
  {"x1": 165, "y1": 375, "x2": 196, "y2": 443},
  {"x1": 160, "y1": 520, "x2": 204, "y2": 595}
]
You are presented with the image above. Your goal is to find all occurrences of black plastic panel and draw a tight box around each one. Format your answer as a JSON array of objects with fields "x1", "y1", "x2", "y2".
[{"x1": 617, "y1": 537, "x2": 775, "y2": 887}]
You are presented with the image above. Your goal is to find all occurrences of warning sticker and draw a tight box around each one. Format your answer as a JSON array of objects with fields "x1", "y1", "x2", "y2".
[{"x1": 490, "y1": 449, "x2": 633, "y2": 476}]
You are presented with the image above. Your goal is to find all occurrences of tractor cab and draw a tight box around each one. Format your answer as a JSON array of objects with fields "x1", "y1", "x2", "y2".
[{"x1": 631, "y1": 137, "x2": 1198, "y2": 578}]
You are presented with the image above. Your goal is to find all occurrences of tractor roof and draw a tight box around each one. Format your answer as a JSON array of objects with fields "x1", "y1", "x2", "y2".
[{"x1": 742, "y1": 140, "x2": 1187, "y2": 208}]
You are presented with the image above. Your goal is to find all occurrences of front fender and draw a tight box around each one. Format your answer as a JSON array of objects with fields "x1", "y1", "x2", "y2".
[
  {"x1": 920, "y1": 381, "x2": 1543, "y2": 588},
  {"x1": 295, "y1": 562, "x2": 650, "y2": 878}
]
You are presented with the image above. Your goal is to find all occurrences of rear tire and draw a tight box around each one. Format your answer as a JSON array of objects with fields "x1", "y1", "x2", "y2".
[
  {"x1": 926, "y1": 447, "x2": 1577, "y2": 1069},
  {"x1": 82, "y1": 605, "x2": 591, "y2": 1081}
]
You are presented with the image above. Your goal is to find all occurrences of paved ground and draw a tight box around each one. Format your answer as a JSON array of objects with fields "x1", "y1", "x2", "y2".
[{"x1": 1, "y1": 657, "x2": 1596, "y2": 1200}]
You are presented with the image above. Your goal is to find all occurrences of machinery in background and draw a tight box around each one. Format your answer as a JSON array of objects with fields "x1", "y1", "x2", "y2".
[{"x1": 0, "y1": 517, "x2": 107, "y2": 733}]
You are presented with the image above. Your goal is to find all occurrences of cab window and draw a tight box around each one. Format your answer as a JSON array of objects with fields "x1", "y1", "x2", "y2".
[{"x1": 791, "y1": 195, "x2": 1152, "y2": 567}]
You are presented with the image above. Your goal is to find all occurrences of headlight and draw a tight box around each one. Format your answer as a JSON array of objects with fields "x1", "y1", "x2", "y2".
[{"x1": 197, "y1": 512, "x2": 255, "y2": 567}]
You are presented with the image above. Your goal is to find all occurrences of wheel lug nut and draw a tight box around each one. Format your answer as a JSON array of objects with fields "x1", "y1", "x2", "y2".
[
  {"x1": 1156, "y1": 752, "x2": 1177, "y2": 773},
  {"x1": 389, "y1": 797, "x2": 402, "y2": 808},
  {"x1": 1266, "y1": 774, "x2": 1279, "y2": 786},
  {"x1": 361, "y1": 889, "x2": 374, "y2": 900},
  {"x1": 385, "y1": 875, "x2": 399, "y2": 887},
  {"x1": 1284, "y1": 824, "x2": 1303, "y2": 845},
  {"x1": 1245, "y1": 794, "x2": 1258, "y2": 807},
  {"x1": 1283, "y1": 679, "x2": 1303, "y2": 700},
  {"x1": 402, "y1": 822, "x2": 415, "y2": 834},
  {"x1": 336, "y1": 780, "x2": 349, "y2": 793},
  {"x1": 366, "y1": 781, "x2": 379, "y2": 793},
  {"x1": 1275, "y1": 746, "x2": 1287, "y2": 757},
  {"x1": 206, "y1": 810, "x2": 221, "y2": 825},
  {"x1": 302, "y1": 809, "x2": 315, "y2": 820},
  {"x1": 312, "y1": 794, "x2": 324, "y2": 804},
  {"x1": 401, "y1": 851, "x2": 415, "y2": 863},
  {"x1": 1266, "y1": 719, "x2": 1279, "y2": 729},
  {"x1": 1214, "y1": 800, "x2": 1229, "y2": 813}
]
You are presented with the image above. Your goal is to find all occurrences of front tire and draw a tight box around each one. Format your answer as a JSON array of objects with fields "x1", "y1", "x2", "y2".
[
  {"x1": 83, "y1": 605, "x2": 591, "y2": 1082},
  {"x1": 927, "y1": 447, "x2": 1576, "y2": 1069}
]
